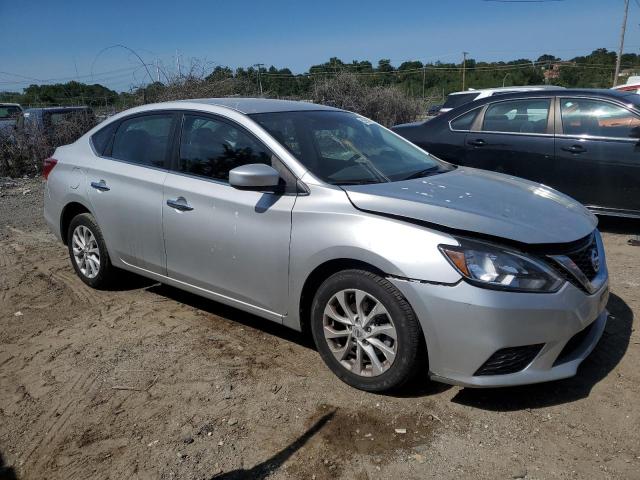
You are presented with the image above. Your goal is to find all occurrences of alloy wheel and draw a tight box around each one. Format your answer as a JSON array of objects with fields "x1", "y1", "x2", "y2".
[
  {"x1": 71, "y1": 225, "x2": 100, "y2": 279},
  {"x1": 322, "y1": 289, "x2": 398, "y2": 377}
]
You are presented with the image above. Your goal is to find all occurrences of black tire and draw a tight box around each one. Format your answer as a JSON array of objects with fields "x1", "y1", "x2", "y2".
[
  {"x1": 310, "y1": 269, "x2": 426, "y2": 392},
  {"x1": 67, "y1": 213, "x2": 116, "y2": 289}
]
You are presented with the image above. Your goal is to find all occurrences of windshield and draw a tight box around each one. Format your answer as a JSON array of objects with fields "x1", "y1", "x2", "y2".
[
  {"x1": 0, "y1": 105, "x2": 22, "y2": 120},
  {"x1": 250, "y1": 110, "x2": 452, "y2": 185}
]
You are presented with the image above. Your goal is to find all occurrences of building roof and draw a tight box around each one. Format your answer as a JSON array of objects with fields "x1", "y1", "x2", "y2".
[{"x1": 178, "y1": 97, "x2": 341, "y2": 114}]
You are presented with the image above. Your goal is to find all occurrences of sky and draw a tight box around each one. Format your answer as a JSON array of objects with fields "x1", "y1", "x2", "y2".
[{"x1": 1, "y1": 0, "x2": 639, "y2": 92}]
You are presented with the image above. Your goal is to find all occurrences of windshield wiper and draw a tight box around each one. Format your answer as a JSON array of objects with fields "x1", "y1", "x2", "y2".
[{"x1": 401, "y1": 166, "x2": 441, "y2": 181}]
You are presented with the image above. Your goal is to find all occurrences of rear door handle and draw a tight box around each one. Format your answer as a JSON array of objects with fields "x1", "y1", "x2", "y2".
[
  {"x1": 166, "y1": 197, "x2": 194, "y2": 212},
  {"x1": 561, "y1": 144, "x2": 586, "y2": 154},
  {"x1": 90, "y1": 180, "x2": 110, "y2": 191},
  {"x1": 467, "y1": 139, "x2": 486, "y2": 147}
]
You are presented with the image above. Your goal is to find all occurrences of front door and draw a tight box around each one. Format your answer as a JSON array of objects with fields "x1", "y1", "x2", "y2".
[
  {"x1": 162, "y1": 113, "x2": 296, "y2": 317},
  {"x1": 86, "y1": 112, "x2": 176, "y2": 274},
  {"x1": 555, "y1": 97, "x2": 640, "y2": 214},
  {"x1": 464, "y1": 97, "x2": 555, "y2": 185}
]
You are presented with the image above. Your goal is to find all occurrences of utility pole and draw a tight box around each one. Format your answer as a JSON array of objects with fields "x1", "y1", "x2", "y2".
[
  {"x1": 422, "y1": 64, "x2": 426, "y2": 99},
  {"x1": 254, "y1": 63, "x2": 264, "y2": 96},
  {"x1": 462, "y1": 52, "x2": 469, "y2": 91},
  {"x1": 614, "y1": 0, "x2": 629, "y2": 87},
  {"x1": 176, "y1": 49, "x2": 182, "y2": 78}
]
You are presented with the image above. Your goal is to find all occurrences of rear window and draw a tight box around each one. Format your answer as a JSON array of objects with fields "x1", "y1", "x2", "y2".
[
  {"x1": 91, "y1": 122, "x2": 118, "y2": 155},
  {"x1": 110, "y1": 114, "x2": 173, "y2": 167},
  {"x1": 443, "y1": 93, "x2": 480, "y2": 110},
  {"x1": 450, "y1": 108, "x2": 480, "y2": 131}
]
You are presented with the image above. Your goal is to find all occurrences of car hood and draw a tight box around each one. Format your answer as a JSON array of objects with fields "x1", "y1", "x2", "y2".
[{"x1": 341, "y1": 167, "x2": 597, "y2": 245}]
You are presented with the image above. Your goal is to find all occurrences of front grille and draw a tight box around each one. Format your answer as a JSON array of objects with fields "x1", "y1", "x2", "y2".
[
  {"x1": 554, "y1": 321, "x2": 596, "y2": 366},
  {"x1": 545, "y1": 234, "x2": 599, "y2": 293},
  {"x1": 474, "y1": 344, "x2": 544, "y2": 376},
  {"x1": 567, "y1": 248, "x2": 598, "y2": 281}
]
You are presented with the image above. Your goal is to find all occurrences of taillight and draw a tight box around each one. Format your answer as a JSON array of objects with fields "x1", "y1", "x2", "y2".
[{"x1": 43, "y1": 157, "x2": 57, "y2": 180}]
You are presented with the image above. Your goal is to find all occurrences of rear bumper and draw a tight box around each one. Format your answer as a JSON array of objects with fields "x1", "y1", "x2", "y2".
[
  {"x1": 43, "y1": 182, "x2": 63, "y2": 242},
  {"x1": 390, "y1": 277, "x2": 609, "y2": 388}
]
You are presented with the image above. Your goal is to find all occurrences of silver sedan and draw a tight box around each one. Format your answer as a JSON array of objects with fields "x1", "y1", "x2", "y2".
[{"x1": 43, "y1": 98, "x2": 609, "y2": 392}]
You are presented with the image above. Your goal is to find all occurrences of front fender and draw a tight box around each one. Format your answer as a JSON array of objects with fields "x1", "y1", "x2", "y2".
[{"x1": 286, "y1": 184, "x2": 461, "y2": 329}]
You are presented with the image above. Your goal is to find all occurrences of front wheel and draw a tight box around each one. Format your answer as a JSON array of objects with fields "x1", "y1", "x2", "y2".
[
  {"x1": 310, "y1": 269, "x2": 426, "y2": 392},
  {"x1": 67, "y1": 213, "x2": 116, "y2": 289}
]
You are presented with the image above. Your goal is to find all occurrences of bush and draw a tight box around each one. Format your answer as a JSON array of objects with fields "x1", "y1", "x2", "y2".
[
  {"x1": 312, "y1": 72, "x2": 422, "y2": 126},
  {"x1": 1, "y1": 71, "x2": 422, "y2": 177},
  {"x1": 0, "y1": 116, "x2": 96, "y2": 177}
]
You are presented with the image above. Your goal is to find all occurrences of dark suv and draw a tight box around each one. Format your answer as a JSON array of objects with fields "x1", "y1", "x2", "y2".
[{"x1": 393, "y1": 89, "x2": 640, "y2": 218}]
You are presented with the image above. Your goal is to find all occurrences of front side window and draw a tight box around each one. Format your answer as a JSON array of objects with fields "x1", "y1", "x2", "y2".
[
  {"x1": 251, "y1": 110, "x2": 452, "y2": 185},
  {"x1": 111, "y1": 114, "x2": 173, "y2": 167},
  {"x1": 179, "y1": 115, "x2": 271, "y2": 182},
  {"x1": 482, "y1": 99, "x2": 551, "y2": 134},
  {"x1": 560, "y1": 98, "x2": 640, "y2": 139}
]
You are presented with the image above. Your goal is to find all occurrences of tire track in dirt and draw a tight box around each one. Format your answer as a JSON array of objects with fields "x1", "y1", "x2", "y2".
[
  {"x1": 50, "y1": 270, "x2": 105, "y2": 305},
  {"x1": 0, "y1": 244, "x2": 16, "y2": 268},
  {"x1": 21, "y1": 369, "x2": 96, "y2": 476}
]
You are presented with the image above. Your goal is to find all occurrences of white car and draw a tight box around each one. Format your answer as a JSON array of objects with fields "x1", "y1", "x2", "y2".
[{"x1": 439, "y1": 85, "x2": 564, "y2": 115}]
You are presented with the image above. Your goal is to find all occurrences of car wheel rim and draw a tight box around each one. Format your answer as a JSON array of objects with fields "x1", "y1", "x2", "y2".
[
  {"x1": 322, "y1": 289, "x2": 397, "y2": 377},
  {"x1": 71, "y1": 225, "x2": 100, "y2": 279}
]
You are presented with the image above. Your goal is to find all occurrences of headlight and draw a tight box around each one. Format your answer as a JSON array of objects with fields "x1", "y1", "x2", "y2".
[{"x1": 439, "y1": 240, "x2": 563, "y2": 293}]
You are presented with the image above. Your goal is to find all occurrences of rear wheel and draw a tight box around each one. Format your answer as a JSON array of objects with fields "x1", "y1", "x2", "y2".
[
  {"x1": 67, "y1": 213, "x2": 115, "y2": 289},
  {"x1": 310, "y1": 269, "x2": 426, "y2": 392}
]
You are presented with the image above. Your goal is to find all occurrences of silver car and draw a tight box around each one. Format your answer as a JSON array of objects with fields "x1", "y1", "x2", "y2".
[{"x1": 43, "y1": 98, "x2": 609, "y2": 392}]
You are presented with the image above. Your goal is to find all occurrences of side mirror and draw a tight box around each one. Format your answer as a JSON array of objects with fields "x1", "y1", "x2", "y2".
[{"x1": 229, "y1": 163, "x2": 281, "y2": 191}]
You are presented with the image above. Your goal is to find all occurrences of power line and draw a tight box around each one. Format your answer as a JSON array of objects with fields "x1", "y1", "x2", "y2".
[{"x1": 482, "y1": 0, "x2": 565, "y2": 3}]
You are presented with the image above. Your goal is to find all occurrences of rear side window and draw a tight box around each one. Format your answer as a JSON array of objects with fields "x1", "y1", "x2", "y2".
[
  {"x1": 111, "y1": 114, "x2": 173, "y2": 167},
  {"x1": 91, "y1": 122, "x2": 117, "y2": 155},
  {"x1": 179, "y1": 114, "x2": 271, "y2": 182},
  {"x1": 560, "y1": 98, "x2": 640, "y2": 139},
  {"x1": 482, "y1": 99, "x2": 550, "y2": 134},
  {"x1": 443, "y1": 93, "x2": 480, "y2": 110},
  {"x1": 450, "y1": 108, "x2": 479, "y2": 131}
]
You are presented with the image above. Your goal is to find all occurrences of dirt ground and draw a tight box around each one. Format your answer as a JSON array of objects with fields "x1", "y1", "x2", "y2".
[{"x1": 0, "y1": 178, "x2": 638, "y2": 480}]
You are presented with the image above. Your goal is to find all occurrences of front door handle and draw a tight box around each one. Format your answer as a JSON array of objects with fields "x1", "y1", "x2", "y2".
[
  {"x1": 166, "y1": 197, "x2": 194, "y2": 212},
  {"x1": 561, "y1": 144, "x2": 586, "y2": 154},
  {"x1": 90, "y1": 180, "x2": 110, "y2": 191},
  {"x1": 467, "y1": 139, "x2": 486, "y2": 147}
]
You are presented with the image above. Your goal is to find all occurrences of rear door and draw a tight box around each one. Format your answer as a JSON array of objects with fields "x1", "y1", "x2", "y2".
[
  {"x1": 86, "y1": 112, "x2": 177, "y2": 274},
  {"x1": 162, "y1": 113, "x2": 297, "y2": 317},
  {"x1": 555, "y1": 97, "x2": 640, "y2": 214},
  {"x1": 463, "y1": 97, "x2": 555, "y2": 184}
]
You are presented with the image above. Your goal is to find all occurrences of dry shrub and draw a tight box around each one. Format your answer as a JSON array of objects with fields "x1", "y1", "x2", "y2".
[
  {"x1": 312, "y1": 72, "x2": 422, "y2": 126},
  {"x1": 0, "y1": 116, "x2": 96, "y2": 177}
]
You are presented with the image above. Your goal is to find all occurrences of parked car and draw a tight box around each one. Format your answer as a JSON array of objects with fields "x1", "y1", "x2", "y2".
[
  {"x1": 394, "y1": 89, "x2": 640, "y2": 219},
  {"x1": 439, "y1": 85, "x2": 564, "y2": 115},
  {"x1": 426, "y1": 103, "x2": 443, "y2": 117},
  {"x1": 0, "y1": 103, "x2": 23, "y2": 136},
  {"x1": 18, "y1": 106, "x2": 95, "y2": 139},
  {"x1": 43, "y1": 98, "x2": 609, "y2": 392},
  {"x1": 612, "y1": 75, "x2": 640, "y2": 94}
]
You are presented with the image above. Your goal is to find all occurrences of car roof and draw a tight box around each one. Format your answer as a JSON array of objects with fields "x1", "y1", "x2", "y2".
[
  {"x1": 447, "y1": 85, "x2": 563, "y2": 96},
  {"x1": 441, "y1": 88, "x2": 640, "y2": 117},
  {"x1": 25, "y1": 106, "x2": 91, "y2": 113},
  {"x1": 0, "y1": 103, "x2": 22, "y2": 107},
  {"x1": 176, "y1": 97, "x2": 342, "y2": 114}
]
